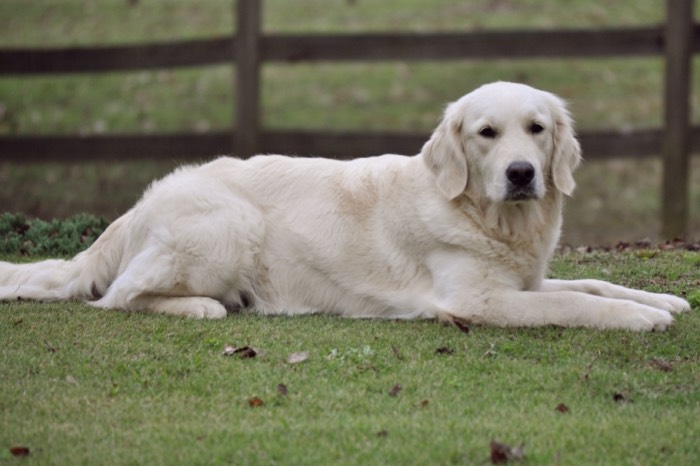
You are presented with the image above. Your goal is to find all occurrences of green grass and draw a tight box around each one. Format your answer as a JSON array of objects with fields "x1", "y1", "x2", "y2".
[{"x1": 1, "y1": 251, "x2": 699, "y2": 465}]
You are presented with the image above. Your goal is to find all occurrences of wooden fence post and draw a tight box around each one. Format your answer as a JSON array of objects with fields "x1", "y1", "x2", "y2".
[
  {"x1": 234, "y1": 0, "x2": 262, "y2": 157},
  {"x1": 661, "y1": 0, "x2": 693, "y2": 239}
]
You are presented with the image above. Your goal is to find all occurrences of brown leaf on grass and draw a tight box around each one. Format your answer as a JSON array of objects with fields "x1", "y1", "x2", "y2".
[
  {"x1": 236, "y1": 347, "x2": 258, "y2": 358},
  {"x1": 391, "y1": 345, "x2": 404, "y2": 361},
  {"x1": 578, "y1": 357, "x2": 598, "y2": 384},
  {"x1": 388, "y1": 384, "x2": 402, "y2": 397},
  {"x1": 579, "y1": 367, "x2": 591, "y2": 383},
  {"x1": 222, "y1": 345, "x2": 257, "y2": 358},
  {"x1": 435, "y1": 346, "x2": 454, "y2": 355},
  {"x1": 377, "y1": 430, "x2": 389, "y2": 437},
  {"x1": 452, "y1": 317, "x2": 470, "y2": 334},
  {"x1": 555, "y1": 403, "x2": 570, "y2": 413},
  {"x1": 417, "y1": 399, "x2": 429, "y2": 408},
  {"x1": 44, "y1": 339, "x2": 57, "y2": 353},
  {"x1": 650, "y1": 357, "x2": 673, "y2": 372},
  {"x1": 490, "y1": 440, "x2": 525, "y2": 464},
  {"x1": 612, "y1": 392, "x2": 632, "y2": 403},
  {"x1": 248, "y1": 396, "x2": 264, "y2": 407},
  {"x1": 287, "y1": 351, "x2": 309, "y2": 364},
  {"x1": 10, "y1": 446, "x2": 30, "y2": 457},
  {"x1": 277, "y1": 383, "x2": 288, "y2": 396}
]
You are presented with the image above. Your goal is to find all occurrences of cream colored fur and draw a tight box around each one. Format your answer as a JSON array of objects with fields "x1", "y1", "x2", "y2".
[{"x1": 0, "y1": 82, "x2": 690, "y2": 330}]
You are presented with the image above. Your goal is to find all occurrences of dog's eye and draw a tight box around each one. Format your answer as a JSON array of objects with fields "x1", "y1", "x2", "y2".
[
  {"x1": 479, "y1": 126, "x2": 497, "y2": 139},
  {"x1": 529, "y1": 123, "x2": 545, "y2": 134}
]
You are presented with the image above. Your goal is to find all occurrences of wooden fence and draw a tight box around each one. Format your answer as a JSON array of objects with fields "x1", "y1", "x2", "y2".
[{"x1": 0, "y1": 0, "x2": 697, "y2": 237}]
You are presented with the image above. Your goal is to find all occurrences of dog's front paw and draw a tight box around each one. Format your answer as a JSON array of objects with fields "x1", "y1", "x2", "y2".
[
  {"x1": 612, "y1": 304, "x2": 673, "y2": 331},
  {"x1": 657, "y1": 294, "x2": 691, "y2": 314},
  {"x1": 632, "y1": 291, "x2": 691, "y2": 314}
]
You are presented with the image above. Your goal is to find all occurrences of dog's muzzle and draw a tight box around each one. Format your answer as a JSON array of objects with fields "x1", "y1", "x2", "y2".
[{"x1": 505, "y1": 161, "x2": 537, "y2": 201}]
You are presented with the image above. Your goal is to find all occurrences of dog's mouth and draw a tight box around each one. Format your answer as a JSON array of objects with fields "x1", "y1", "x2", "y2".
[{"x1": 504, "y1": 186, "x2": 538, "y2": 202}]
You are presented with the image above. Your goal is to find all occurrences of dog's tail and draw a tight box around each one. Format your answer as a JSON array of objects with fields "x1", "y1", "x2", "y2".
[{"x1": 0, "y1": 214, "x2": 130, "y2": 303}]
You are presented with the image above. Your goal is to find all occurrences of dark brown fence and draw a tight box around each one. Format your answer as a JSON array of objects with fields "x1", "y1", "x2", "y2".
[{"x1": 0, "y1": 0, "x2": 697, "y2": 237}]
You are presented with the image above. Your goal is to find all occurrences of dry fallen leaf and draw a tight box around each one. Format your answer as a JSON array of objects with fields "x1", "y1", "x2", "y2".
[
  {"x1": 452, "y1": 317, "x2": 470, "y2": 334},
  {"x1": 277, "y1": 383, "x2": 288, "y2": 396},
  {"x1": 650, "y1": 357, "x2": 673, "y2": 372},
  {"x1": 612, "y1": 392, "x2": 632, "y2": 403},
  {"x1": 417, "y1": 399, "x2": 429, "y2": 407},
  {"x1": 490, "y1": 442, "x2": 508, "y2": 464},
  {"x1": 287, "y1": 351, "x2": 309, "y2": 364},
  {"x1": 490, "y1": 440, "x2": 525, "y2": 464},
  {"x1": 388, "y1": 384, "x2": 402, "y2": 397},
  {"x1": 435, "y1": 346, "x2": 454, "y2": 355},
  {"x1": 222, "y1": 345, "x2": 236, "y2": 356},
  {"x1": 10, "y1": 446, "x2": 30, "y2": 457},
  {"x1": 44, "y1": 339, "x2": 58, "y2": 353},
  {"x1": 578, "y1": 357, "x2": 598, "y2": 384},
  {"x1": 248, "y1": 396, "x2": 264, "y2": 407},
  {"x1": 222, "y1": 345, "x2": 257, "y2": 358},
  {"x1": 237, "y1": 347, "x2": 258, "y2": 358},
  {"x1": 555, "y1": 403, "x2": 570, "y2": 413}
]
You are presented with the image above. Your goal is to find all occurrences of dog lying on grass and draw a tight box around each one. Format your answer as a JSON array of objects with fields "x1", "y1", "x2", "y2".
[{"x1": 0, "y1": 82, "x2": 690, "y2": 330}]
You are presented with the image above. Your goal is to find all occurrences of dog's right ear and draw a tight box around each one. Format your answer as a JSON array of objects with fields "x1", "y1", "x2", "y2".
[{"x1": 421, "y1": 108, "x2": 468, "y2": 200}]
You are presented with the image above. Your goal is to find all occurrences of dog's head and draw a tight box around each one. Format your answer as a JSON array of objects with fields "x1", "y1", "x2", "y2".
[{"x1": 422, "y1": 82, "x2": 582, "y2": 203}]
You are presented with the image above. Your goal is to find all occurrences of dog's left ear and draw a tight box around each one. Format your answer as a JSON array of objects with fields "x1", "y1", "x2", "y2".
[
  {"x1": 548, "y1": 94, "x2": 582, "y2": 196},
  {"x1": 421, "y1": 105, "x2": 468, "y2": 200}
]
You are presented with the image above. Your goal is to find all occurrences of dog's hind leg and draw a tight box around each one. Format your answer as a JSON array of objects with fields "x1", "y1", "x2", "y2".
[
  {"x1": 92, "y1": 294, "x2": 228, "y2": 319},
  {"x1": 89, "y1": 200, "x2": 264, "y2": 319},
  {"x1": 89, "y1": 244, "x2": 235, "y2": 319}
]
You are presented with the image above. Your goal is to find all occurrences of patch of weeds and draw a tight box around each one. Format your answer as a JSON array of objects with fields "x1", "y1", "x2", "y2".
[
  {"x1": 327, "y1": 345, "x2": 374, "y2": 363},
  {"x1": 688, "y1": 291, "x2": 700, "y2": 309},
  {"x1": 326, "y1": 345, "x2": 377, "y2": 372},
  {"x1": 682, "y1": 252, "x2": 700, "y2": 267},
  {"x1": 0, "y1": 213, "x2": 108, "y2": 257},
  {"x1": 634, "y1": 250, "x2": 658, "y2": 260}
]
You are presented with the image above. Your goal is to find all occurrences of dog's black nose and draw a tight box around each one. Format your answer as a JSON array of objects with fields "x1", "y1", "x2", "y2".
[{"x1": 506, "y1": 162, "x2": 535, "y2": 187}]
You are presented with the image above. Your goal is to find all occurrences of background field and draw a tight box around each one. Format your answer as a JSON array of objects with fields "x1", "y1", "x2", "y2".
[{"x1": 1, "y1": 1, "x2": 700, "y2": 244}]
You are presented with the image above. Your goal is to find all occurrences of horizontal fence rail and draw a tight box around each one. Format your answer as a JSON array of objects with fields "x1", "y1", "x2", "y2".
[
  {"x1": 3, "y1": 127, "x2": 700, "y2": 164},
  {"x1": 0, "y1": 0, "x2": 696, "y2": 236},
  {"x1": 2, "y1": 26, "x2": 700, "y2": 75}
]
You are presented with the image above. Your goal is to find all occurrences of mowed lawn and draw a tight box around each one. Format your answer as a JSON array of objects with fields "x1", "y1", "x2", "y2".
[{"x1": 1, "y1": 250, "x2": 699, "y2": 465}]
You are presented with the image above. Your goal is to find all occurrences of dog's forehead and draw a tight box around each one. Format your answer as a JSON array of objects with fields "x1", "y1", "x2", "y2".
[{"x1": 454, "y1": 83, "x2": 552, "y2": 124}]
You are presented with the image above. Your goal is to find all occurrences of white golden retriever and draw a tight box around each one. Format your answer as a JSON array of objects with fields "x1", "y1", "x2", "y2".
[{"x1": 0, "y1": 82, "x2": 690, "y2": 330}]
